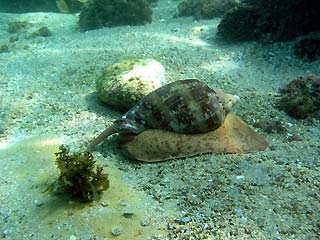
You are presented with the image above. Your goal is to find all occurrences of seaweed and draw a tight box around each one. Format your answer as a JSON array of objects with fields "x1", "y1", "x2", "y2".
[{"x1": 54, "y1": 145, "x2": 109, "y2": 202}]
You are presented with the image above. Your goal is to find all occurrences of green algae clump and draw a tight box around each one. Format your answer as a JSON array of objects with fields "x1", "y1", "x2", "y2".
[{"x1": 55, "y1": 145, "x2": 109, "y2": 202}]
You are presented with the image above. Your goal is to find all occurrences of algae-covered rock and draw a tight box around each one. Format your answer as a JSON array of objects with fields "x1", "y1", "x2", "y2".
[
  {"x1": 277, "y1": 76, "x2": 320, "y2": 119},
  {"x1": 217, "y1": 0, "x2": 320, "y2": 42},
  {"x1": 78, "y1": 0, "x2": 152, "y2": 31},
  {"x1": 217, "y1": 5, "x2": 261, "y2": 41},
  {"x1": 96, "y1": 58, "x2": 166, "y2": 111}
]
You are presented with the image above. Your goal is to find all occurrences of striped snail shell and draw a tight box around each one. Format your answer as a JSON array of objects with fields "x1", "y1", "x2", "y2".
[{"x1": 87, "y1": 79, "x2": 240, "y2": 151}]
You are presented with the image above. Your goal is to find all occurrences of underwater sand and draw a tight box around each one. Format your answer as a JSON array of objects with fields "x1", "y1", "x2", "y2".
[{"x1": 0, "y1": 0, "x2": 319, "y2": 239}]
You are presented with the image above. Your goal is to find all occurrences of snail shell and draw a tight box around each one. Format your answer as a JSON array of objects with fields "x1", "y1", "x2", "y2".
[{"x1": 87, "y1": 79, "x2": 239, "y2": 151}]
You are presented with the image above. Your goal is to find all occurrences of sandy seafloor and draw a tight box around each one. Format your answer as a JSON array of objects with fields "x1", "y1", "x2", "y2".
[{"x1": 0, "y1": 1, "x2": 319, "y2": 239}]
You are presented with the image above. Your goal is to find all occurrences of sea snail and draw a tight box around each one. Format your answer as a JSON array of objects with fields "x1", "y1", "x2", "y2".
[{"x1": 87, "y1": 79, "x2": 240, "y2": 152}]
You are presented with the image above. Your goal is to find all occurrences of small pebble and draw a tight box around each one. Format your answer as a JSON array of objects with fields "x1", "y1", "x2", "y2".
[
  {"x1": 269, "y1": 145, "x2": 277, "y2": 151},
  {"x1": 140, "y1": 218, "x2": 150, "y2": 226},
  {"x1": 287, "y1": 134, "x2": 303, "y2": 142},
  {"x1": 175, "y1": 216, "x2": 192, "y2": 224},
  {"x1": 236, "y1": 175, "x2": 245, "y2": 180},
  {"x1": 111, "y1": 227, "x2": 122, "y2": 236},
  {"x1": 123, "y1": 212, "x2": 134, "y2": 218},
  {"x1": 100, "y1": 201, "x2": 109, "y2": 207},
  {"x1": 2, "y1": 229, "x2": 12, "y2": 238},
  {"x1": 122, "y1": 208, "x2": 134, "y2": 218},
  {"x1": 69, "y1": 235, "x2": 77, "y2": 240},
  {"x1": 34, "y1": 199, "x2": 43, "y2": 207},
  {"x1": 203, "y1": 223, "x2": 209, "y2": 230}
]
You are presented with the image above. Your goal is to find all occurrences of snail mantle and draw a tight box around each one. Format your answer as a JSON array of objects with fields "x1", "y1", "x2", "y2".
[{"x1": 120, "y1": 113, "x2": 268, "y2": 162}]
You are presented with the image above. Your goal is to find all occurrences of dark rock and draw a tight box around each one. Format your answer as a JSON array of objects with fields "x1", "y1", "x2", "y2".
[
  {"x1": 174, "y1": 216, "x2": 192, "y2": 224},
  {"x1": 294, "y1": 38, "x2": 320, "y2": 62},
  {"x1": 0, "y1": 44, "x2": 9, "y2": 53},
  {"x1": 217, "y1": 5, "x2": 261, "y2": 41},
  {"x1": 31, "y1": 26, "x2": 52, "y2": 38},
  {"x1": 122, "y1": 211, "x2": 134, "y2": 218},
  {"x1": 177, "y1": 0, "x2": 237, "y2": 20},
  {"x1": 286, "y1": 134, "x2": 303, "y2": 142},
  {"x1": 277, "y1": 76, "x2": 320, "y2": 119},
  {"x1": 79, "y1": 0, "x2": 152, "y2": 31},
  {"x1": 218, "y1": 0, "x2": 320, "y2": 42}
]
